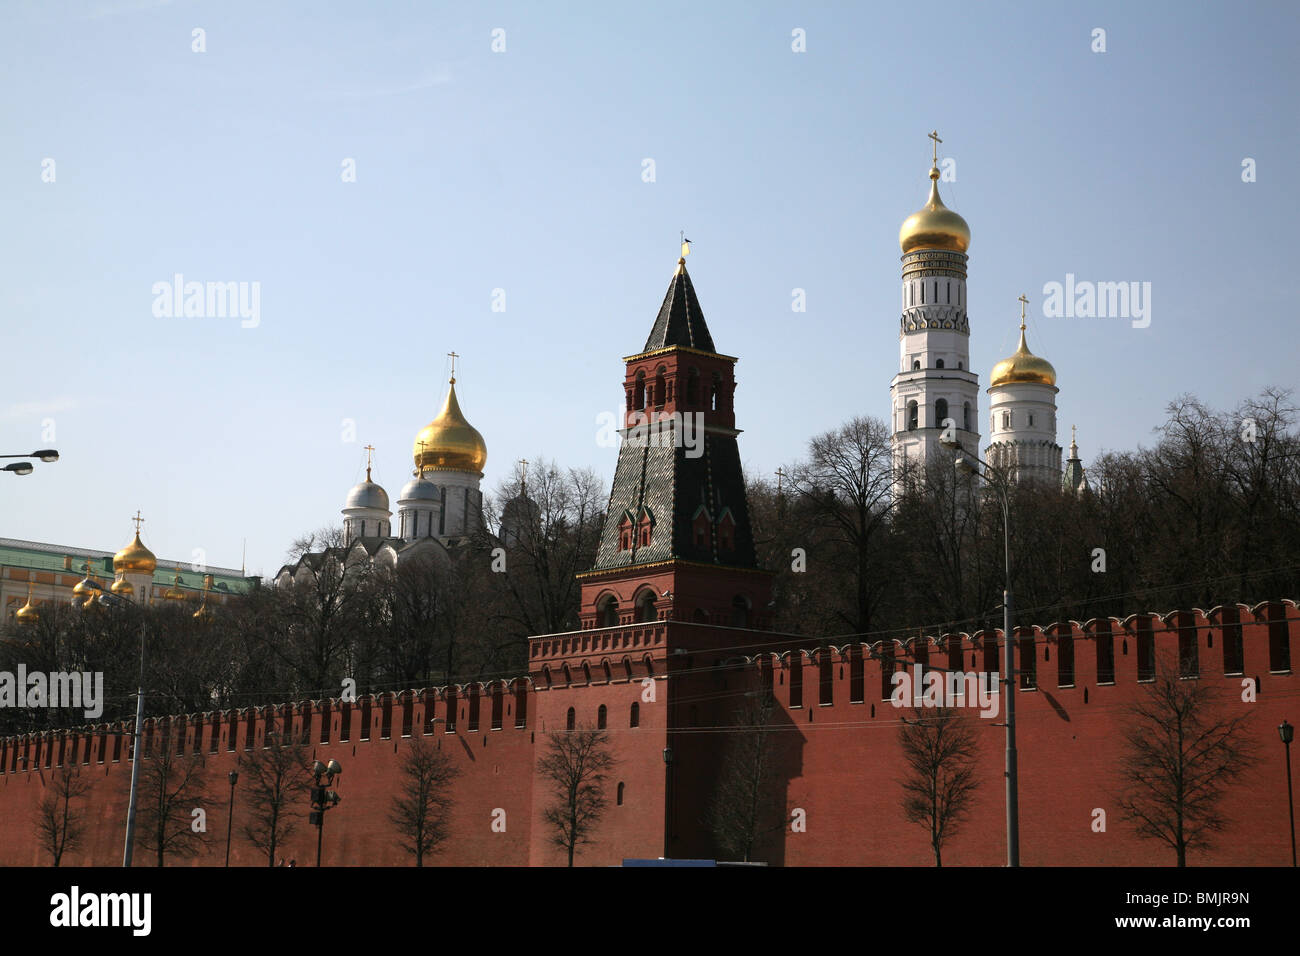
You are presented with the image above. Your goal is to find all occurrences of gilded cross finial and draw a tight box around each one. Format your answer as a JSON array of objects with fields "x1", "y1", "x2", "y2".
[
  {"x1": 448, "y1": 351, "x2": 459, "y2": 383},
  {"x1": 775, "y1": 466, "x2": 786, "y2": 494},
  {"x1": 1017, "y1": 294, "x2": 1029, "y2": 331},
  {"x1": 363, "y1": 444, "x2": 376, "y2": 481},
  {"x1": 519, "y1": 458, "x2": 529, "y2": 491},
  {"x1": 416, "y1": 440, "x2": 428, "y2": 478},
  {"x1": 131, "y1": 510, "x2": 145, "y2": 534},
  {"x1": 928, "y1": 130, "x2": 942, "y2": 167},
  {"x1": 1072, "y1": 424, "x2": 1077, "y2": 445}
]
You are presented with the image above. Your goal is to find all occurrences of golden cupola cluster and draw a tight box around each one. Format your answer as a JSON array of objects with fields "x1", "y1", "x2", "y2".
[
  {"x1": 898, "y1": 165, "x2": 971, "y2": 255},
  {"x1": 990, "y1": 320, "x2": 1057, "y2": 388},
  {"x1": 412, "y1": 376, "x2": 488, "y2": 476}
]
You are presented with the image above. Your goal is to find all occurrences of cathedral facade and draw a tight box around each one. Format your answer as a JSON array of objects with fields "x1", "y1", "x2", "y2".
[{"x1": 275, "y1": 372, "x2": 490, "y2": 585}]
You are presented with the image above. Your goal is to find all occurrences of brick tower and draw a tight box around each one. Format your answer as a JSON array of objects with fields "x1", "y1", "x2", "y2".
[{"x1": 576, "y1": 250, "x2": 773, "y2": 629}]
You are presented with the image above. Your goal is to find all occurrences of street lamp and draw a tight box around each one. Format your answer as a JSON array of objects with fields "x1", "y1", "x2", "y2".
[
  {"x1": 1, "y1": 450, "x2": 59, "y2": 474},
  {"x1": 79, "y1": 575, "x2": 150, "y2": 868},
  {"x1": 226, "y1": 770, "x2": 239, "y2": 867},
  {"x1": 943, "y1": 435, "x2": 1020, "y2": 867},
  {"x1": 1281, "y1": 720, "x2": 1296, "y2": 866},
  {"x1": 309, "y1": 759, "x2": 342, "y2": 866}
]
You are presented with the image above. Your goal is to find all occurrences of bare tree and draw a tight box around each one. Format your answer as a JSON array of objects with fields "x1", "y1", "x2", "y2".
[
  {"x1": 708, "y1": 690, "x2": 787, "y2": 862},
  {"x1": 485, "y1": 459, "x2": 606, "y2": 637},
  {"x1": 538, "y1": 724, "x2": 616, "y2": 867},
  {"x1": 789, "y1": 415, "x2": 895, "y2": 631},
  {"x1": 134, "y1": 724, "x2": 209, "y2": 866},
  {"x1": 388, "y1": 734, "x2": 460, "y2": 865},
  {"x1": 898, "y1": 707, "x2": 981, "y2": 866},
  {"x1": 34, "y1": 761, "x2": 92, "y2": 866},
  {"x1": 1115, "y1": 665, "x2": 1257, "y2": 866},
  {"x1": 240, "y1": 719, "x2": 311, "y2": 867}
]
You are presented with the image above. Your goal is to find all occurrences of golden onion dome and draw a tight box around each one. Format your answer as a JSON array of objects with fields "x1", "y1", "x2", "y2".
[
  {"x1": 110, "y1": 577, "x2": 135, "y2": 597},
  {"x1": 114, "y1": 531, "x2": 157, "y2": 574},
  {"x1": 164, "y1": 569, "x2": 187, "y2": 601},
  {"x1": 15, "y1": 583, "x2": 38, "y2": 624},
  {"x1": 990, "y1": 324, "x2": 1057, "y2": 388},
  {"x1": 72, "y1": 569, "x2": 97, "y2": 598},
  {"x1": 412, "y1": 377, "x2": 488, "y2": 475},
  {"x1": 899, "y1": 166, "x2": 971, "y2": 254}
]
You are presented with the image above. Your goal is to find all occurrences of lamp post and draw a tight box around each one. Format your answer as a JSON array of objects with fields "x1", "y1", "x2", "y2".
[
  {"x1": 1281, "y1": 720, "x2": 1296, "y2": 866},
  {"x1": 943, "y1": 436, "x2": 1019, "y2": 867},
  {"x1": 1, "y1": 450, "x2": 59, "y2": 476},
  {"x1": 226, "y1": 769, "x2": 239, "y2": 867},
  {"x1": 309, "y1": 759, "x2": 342, "y2": 866},
  {"x1": 79, "y1": 575, "x2": 149, "y2": 868}
]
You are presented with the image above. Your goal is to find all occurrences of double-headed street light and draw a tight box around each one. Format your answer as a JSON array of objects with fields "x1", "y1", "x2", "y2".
[
  {"x1": 1, "y1": 450, "x2": 59, "y2": 476},
  {"x1": 942, "y1": 435, "x2": 1020, "y2": 867},
  {"x1": 1281, "y1": 720, "x2": 1296, "y2": 866},
  {"x1": 309, "y1": 759, "x2": 342, "y2": 866}
]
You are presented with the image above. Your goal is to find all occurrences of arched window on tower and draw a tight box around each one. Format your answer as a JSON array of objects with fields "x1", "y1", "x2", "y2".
[
  {"x1": 686, "y1": 367, "x2": 699, "y2": 406},
  {"x1": 630, "y1": 701, "x2": 640, "y2": 727},
  {"x1": 936, "y1": 359, "x2": 944, "y2": 369},
  {"x1": 597, "y1": 705, "x2": 607, "y2": 729},
  {"x1": 710, "y1": 373, "x2": 721, "y2": 411},
  {"x1": 907, "y1": 401, "x2": 918, "y2": 431},
  {"x1": 634, "y1": 371, "x2": 646, "y2": 410},
  {"x1": 654, "y1": 367, "x2": 666, "y2": 408},
  {"x1": 634, "y1": 590, "x2": 657, "y2": 623},
  {"x1": 912, "y1": 360, "x2": 920, "y2": 371},
  {"x1": 566, "y1": 707, "x2": 575, "y2": 731},
  {"x1": 935, "y1": 398, "x2": 949, "y2": 429},
  {"x1": 1002, "y1": 411, "x2": 1011, "y2": 430},
  {"x1": 963, "y1": 402, "x2": 971, "y2": 432},
  {"x1": 731, "y1": 595, "x2": 751, "y2": 627},
  {"x1": 598, "y1": 595, "x2": 619, "y2": 628}
]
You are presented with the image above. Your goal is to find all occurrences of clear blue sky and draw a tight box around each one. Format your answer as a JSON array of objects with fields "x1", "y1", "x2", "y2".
[{"x1": 2, "y1": 0, "x2": 1297, "y2": 578}]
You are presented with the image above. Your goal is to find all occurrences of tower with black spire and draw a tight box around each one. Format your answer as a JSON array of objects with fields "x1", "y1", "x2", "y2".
[{"x1": 576, "y1": 247, "x2": 772, "y2": 630}]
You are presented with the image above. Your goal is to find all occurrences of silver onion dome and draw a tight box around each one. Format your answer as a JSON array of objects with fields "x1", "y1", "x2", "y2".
[
  {"x1": 345, "y1": 479, "x2": 390, "y2": 511},
  {"x1": 400, "y1": 476, "x2": 439, "y2": 502}
]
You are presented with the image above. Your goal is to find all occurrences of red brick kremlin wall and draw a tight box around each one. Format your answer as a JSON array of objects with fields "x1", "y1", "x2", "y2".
[{"x1": 0, "y1": 601, "x2": 1294, "y2": 866}]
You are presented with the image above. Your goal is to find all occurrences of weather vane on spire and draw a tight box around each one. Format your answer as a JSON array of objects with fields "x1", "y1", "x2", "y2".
[
  {"x1": 1017, "y1": 293, "x2": 1029, "y2": 331},
  {"x1": 132, "y1": 510, "x2": 145, "y2": 534},
  {"x1": 928, "y1": 129, "x2": 942, "y2": 167},
  {"x1": 680, "y1": 231, "x2": 691, "y2": 259},
  {"x1": 363, "y1": 444, "x2": 375, "y2": 481}
]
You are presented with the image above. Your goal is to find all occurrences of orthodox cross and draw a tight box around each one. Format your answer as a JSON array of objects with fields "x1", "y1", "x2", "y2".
[
  {"x1": 775, "y1": 466, "x2": 786, "y2": 494},
  {"x1": 928, "y1": 129, "x2": 942, "y2": 166},
  {"x1": 447, "y1": 351, "x2": 458, "y2": 381},
  {"x1": 363, "y1": 444, "x2": 376, "y2": 481},
  {"x1": 519, "y1": 458, "x2": 529, "y2": 490},
  {"x1": 131, "y1": 510, "x2": 145, "y2": 534},
  {"x1": 1017, "y1": 294, "x2": 1029, "y2": 331},
  {"x1": 416, "y1": 440, "x2": 428, "y2": 478}
]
